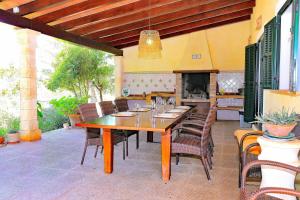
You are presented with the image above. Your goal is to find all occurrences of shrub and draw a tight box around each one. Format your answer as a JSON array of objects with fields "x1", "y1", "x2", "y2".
[
  {"x1": 0, "y1": 128, "x2": 6, "y2": 137},
  {"x1": 38, "y1": 107, "x2": 69, "y2": 133},
  {"x1": 50, "y1": 96, "x2": 88, "y2": 116},
  {"x1": 7, "y1": 117, "x2": 20, "y2": 131}
]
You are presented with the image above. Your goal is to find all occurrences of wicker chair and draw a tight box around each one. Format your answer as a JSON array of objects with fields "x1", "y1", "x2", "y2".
[
  {"x1": 235, "y1": 130, "x2": 263, "y2": 187},
  {"x1": 78, "y1": 103, "x2": 123, "y2": 164},
  {"x1": 172, "y1": 106, "x2": 215, "y2": 180},
  {"x1": 173, "y1": 105, "x2": 217, "y2": 161},
  {"x1": 99, "y1": 101, "x2": 139, "y2": 160},
  {"x1": 114, "y1": 98, "x2": 129, "y2": 112},
  {"x1": 114, "y1": 98, "x2": 140, "y2": 152},
  {"x1": 241, "y1": 160, "x2": 300, "y2": 200}
]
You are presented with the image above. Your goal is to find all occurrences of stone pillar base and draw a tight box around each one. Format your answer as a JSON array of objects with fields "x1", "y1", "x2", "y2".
[{"x1": 20, "y1": 129, "x2": 42, "y2": 142}]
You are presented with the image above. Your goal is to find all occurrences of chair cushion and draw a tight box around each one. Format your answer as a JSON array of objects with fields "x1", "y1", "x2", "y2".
[{"x1": 234, "y1": 129, "x2": 263, "y2": 155}]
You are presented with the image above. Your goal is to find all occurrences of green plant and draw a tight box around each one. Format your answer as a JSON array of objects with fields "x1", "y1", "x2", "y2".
[
  {"x1": 37, "y1": 101, "x2": 43, "y2": 119},
  {"x1": 46, "y1": 43, "x2": 114, "y2": 100},
  {"x1": 38, "y1": 107, "x2": 69, "y2": 132},
  {"x1": 0, "y1": 128, "x2": 6, "y2": 137},
  {"x1": 50, "y1": 96, "x2": 88, "y2": 116},
  {"x1": 254, "y1": 107, "x2": 297, "y2": 125},
  {"x1": 7, "y1": 117, "x2": 20, "y2": 131}
]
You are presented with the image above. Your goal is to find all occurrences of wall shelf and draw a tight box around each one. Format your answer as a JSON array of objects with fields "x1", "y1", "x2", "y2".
[
  {"x1": 217, "y1": 106, "x2": 243, "y2": 111},
  {"x1": 217, "y1": 95, "x2": 244, "y2": 99}
]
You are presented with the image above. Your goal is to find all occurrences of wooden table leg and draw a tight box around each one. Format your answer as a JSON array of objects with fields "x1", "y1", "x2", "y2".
[
  {"x1": 161, "y1": 128, "x2": 171, "y2": 182},
  {"x1": 147, "y1": 131, "x2": 153, "y2": 143},
  {"x1": 103, "y1": 128, "x2": 113, "y2": 174}
]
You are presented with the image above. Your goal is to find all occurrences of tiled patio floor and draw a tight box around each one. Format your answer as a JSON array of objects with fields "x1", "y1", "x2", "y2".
[{"x1": 0, "y1": 121, "x2": 241, "y2": 200}]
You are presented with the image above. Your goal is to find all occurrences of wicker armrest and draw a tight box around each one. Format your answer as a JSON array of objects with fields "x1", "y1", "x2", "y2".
[
  {"x1": 241, "y1": 160, "x2": 300, "y2": 188},
  {"x1": 249, "y1": 187, "x2": 300, "y2": 200},
  {"x1": 178, "y1": 127, "x2": 203, "y2": 136},
  {"x1": 239, "y1": 132, "x2": 263, "y2": 152},
  {"x1": 242, "y1": 142, "x2": 260, "y2": 167},
  {"x1": 180, "y1": 121, "x2": 205, "y2": 130},
  {"x1": 187, "y1": 115, "x2": 207, "y2": 120}
]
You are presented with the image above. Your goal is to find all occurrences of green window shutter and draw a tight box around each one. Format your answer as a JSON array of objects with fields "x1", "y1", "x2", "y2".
[
  {"x1": 244, "y1": 44, "x2": 257, "y2": 122},
  {"x1": 262, "y1": 17, "x2": 279, "y2": 89}
]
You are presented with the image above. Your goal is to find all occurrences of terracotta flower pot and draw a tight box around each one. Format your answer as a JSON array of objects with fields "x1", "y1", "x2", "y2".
[
  {"x1": 68, "y1": 114, "x2": 81, "y2": 127},
  {"x1": 265, "y1": 123, "x2": 297, "y2": 137},
  {"x1": 0, "y1": 136, "x2": 4, "y2": 144}
]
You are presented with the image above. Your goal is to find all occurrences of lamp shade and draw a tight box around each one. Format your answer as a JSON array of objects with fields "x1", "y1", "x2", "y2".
[{"x1": 138, "y1": 30, "x2": 162, "y2": 59}]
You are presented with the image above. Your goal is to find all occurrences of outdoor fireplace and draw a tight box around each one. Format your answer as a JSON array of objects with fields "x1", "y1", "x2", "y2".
[
  {"x1": 173, "y1": 70, "x2": 218, "y2": 106},
  {"x1": 182, "y1": 73, "x2": 210, "y2": 99}
]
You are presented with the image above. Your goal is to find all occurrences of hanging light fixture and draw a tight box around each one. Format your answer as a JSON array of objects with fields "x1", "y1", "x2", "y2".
[{"x1": 138, "y1": 0, "x2": 162, "y2": 59}]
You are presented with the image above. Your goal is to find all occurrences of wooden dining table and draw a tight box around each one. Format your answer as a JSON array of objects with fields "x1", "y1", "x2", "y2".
[{"x1": 76, "y1": 107, "x2": 190, "y2": 182}]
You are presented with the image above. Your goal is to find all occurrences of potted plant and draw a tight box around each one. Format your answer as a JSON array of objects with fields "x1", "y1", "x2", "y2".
[
  {"x1": 7, "y1": 129, "x2": 20, "y2": 144},
  {"x1": 255, "y1": 107, "x2": 298, "y2": 137},
  {"x1": 50, "y1": 96, "x2": 88, "y2": 127}
]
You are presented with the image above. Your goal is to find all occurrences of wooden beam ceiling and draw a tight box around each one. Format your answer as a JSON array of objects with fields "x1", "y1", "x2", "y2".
[
  {"x1": 0, "y1": 0, "x2": 33, "y2": 10},
  {"x1": 115, "y1": 16, "x2": 250, "y2": 49},
  {"x1": 71, "y1": 0, "x2": 233, "y2": 36},
  {"x1": 86, "y1": 0, "x2": 254, "y2": 40},
  {"x1": 97, "y1": 2, "x2": 253, "y2": 43},
  {"x1": 0, "y1": 9, "x2": 123, "y2": 55},
  {"x1": 0, "y1": 0, "x2": 256, "y2": 50},
  {"x1": 109, "y1": 10, "x2": 251, "y2": 47}
]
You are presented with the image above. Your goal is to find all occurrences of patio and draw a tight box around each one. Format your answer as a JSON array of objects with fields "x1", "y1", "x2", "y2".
[
  {"x1": 0, "y1": 0, "x2": 300, "y2": 199},
  {"x1": 1, "y1": 121, "x2": 241, "y2": 200}
]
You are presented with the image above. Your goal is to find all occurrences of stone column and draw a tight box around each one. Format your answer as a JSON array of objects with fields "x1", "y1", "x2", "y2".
[
  {"x1": 114, "y1": 56, "x2": 124, "y2": 98},
  {"x1": 175, "y1": 73, "x2": 182, "y2": 106},
  {"x1": 210, "y1": 72, "x2": 217, "y2": 105},
  {"x1": 17, "y1": 29, "x2": 41, "y2": 142}
]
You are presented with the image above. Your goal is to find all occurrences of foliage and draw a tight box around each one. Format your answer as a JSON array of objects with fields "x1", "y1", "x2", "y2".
[
  {"x1": 46, "y1": 43, "x2": 114, "y2": 99},
  {"x1": 37, "y1": 101, "x2": 43, "y2": 119},
  {"x1": 254, "y1": 107, "x2": 298, "y2": 125},
  {"x1": 93, "y1": 65, "x2": 114, "y2": 101},
  {"x1": 0, "y1": 65, "x2": 20, "y2": 97},
  {"x1": 38, "y1": 107, "x2": 69, "y2": 133},
  {"x1": 50, "y1": 96, "x2": 88, "y2": 116},
  {"x1": 7, "y1": 117, "x2": 20, "y2": 131},
  {"x1": 0, "y1": 128, "x2": 6, "y2": 137}
]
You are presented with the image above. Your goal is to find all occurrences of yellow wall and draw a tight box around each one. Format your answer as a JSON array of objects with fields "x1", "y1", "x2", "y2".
[
  {"x1": 250, "y1": 0, "x2": 279, "y2": 43},
  {"x1": 123, "y1": 21, "x2": 251, "y2": 72},
  {"x1": 264, "y1": 90, "x2": 300, "y2": 113},
  {"x1": 122, "y1": 0, "x2": 283, "y2": 73},
  {"x1": 253, "y1": 0, "x2": 300, "y2": 113}
]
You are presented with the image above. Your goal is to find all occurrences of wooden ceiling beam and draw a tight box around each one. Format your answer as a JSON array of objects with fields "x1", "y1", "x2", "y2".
[
  {"x1": 48, "y1": 0, "x2": 140, "y2": 26},
  {"x1": 8, "y1": 0, "x2": 65, "y2": 15},
  {"x1": 116, "y1": 16, "x2": 250, "y2": 49},
  {"x1": 0, "y1": 9, "x2": 123, "y2": 55},
  {"x1": 0, "y1": 0, "x2": 34, "y2": 10},
  {"x1": 27, "y1": 0, "x2": 124, "y2": 23},
  {"x1": 90, "y1": 0, "x2": 254, "y2": 41},
  {"x1": 54, "y1": 0, "x2": 217, "y2": 30},
  {"x1": 24, "y1": 0, "x2": 88, "y2": 19},
  {"x1": 71, "y1": 0, "x2": 231, "y2": 35},
  {"x1": 110, "y1": 10, "x2": 251, "y2": 47}
]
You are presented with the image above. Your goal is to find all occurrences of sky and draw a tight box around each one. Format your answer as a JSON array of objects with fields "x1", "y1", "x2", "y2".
[{"x1": 0, "y1": 23, "x2": 19, "y2": 68}]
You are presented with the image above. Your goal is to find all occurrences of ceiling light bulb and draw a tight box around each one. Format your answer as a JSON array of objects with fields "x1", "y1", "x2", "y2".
[
  {"x1": 146, "y1": 38, "x2": 153, "y2": 45},
  {"x1": 13, "y1": 7, "x2": 20, "y2": 13}
]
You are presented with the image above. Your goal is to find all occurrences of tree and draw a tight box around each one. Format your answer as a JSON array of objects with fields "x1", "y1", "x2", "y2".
[
  {"x1": 93, "y1": 65, "x2": 114, "y2": 101},
  {"x1": 0, "y1": 65, "x2": 20, "y2": 97},
  {"x1": 46, "y1": 43, "x2": 114, "y2": 100}
]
